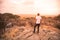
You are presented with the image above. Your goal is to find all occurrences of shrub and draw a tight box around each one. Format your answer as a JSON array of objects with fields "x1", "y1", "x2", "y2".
[
  {"x1": 55, "y1": 23, "x2": 60, "y2": 29},
  {"x1": 54, "y1": 14, "x2": 60, "y2": 29},
  {"x1": 54, "y1": 14, "x2": 60, "y2": 21},
  {"x1": 27, "y1": 17, "x2": 35, "y2": 26},
  {"x1": 0, "y1": 13, "x2": 20, "y2": 30},
  {"x1": 18, "y1": 20, "x2": 26, "y2": 26}
]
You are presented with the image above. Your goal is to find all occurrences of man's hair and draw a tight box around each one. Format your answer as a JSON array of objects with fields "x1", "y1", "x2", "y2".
[{"x1": 37, "y1": 13, "x2": 40, "y2": 16}]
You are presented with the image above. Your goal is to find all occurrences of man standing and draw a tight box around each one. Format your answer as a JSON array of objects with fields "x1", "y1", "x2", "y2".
[{"x1": 33, "y1": 13, "x2": 42, "y2": 33}]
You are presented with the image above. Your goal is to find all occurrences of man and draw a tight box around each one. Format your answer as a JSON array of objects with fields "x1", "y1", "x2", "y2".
[{"x1": 33, "y1": 13, "x2": 42, "y2": 33}]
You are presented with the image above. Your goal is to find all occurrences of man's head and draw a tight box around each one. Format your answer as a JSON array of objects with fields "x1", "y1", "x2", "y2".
[{"x1": 37, "y1": 13, "x2": 40, "y2": 16}]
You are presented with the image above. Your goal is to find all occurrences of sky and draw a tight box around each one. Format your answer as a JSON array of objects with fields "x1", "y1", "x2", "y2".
[{"x1": 0, "y1": 0, "x2": 60, "y2": 16}]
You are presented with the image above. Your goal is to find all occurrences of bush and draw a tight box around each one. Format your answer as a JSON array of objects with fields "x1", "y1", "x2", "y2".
[
  {"x1": 27, "y1": 17, "x2": 35, "y2": 26},
  {"x1": 54, "y1": 14, "x2": 60, "y2": 21},
  {"x1": 0, "y1": 13, "x2": 20, "y2": 30},
  {"x1": 55, "y1": 23, "x2": 60, "y2": 29},
  {"x1": 0, "y1": 14, "x2": 6, "y2": 35},
  {"x1": 19, "y1": 20, "x2": 26, "y2": 26},
  {"x1": 54, "y1": 14, "x2": 60, "y2": 29}
]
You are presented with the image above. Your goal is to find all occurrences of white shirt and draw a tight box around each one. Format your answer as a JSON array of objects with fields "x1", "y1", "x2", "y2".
[{"x1": 36, "y1": 16, "x2": 42, "y2": 24}]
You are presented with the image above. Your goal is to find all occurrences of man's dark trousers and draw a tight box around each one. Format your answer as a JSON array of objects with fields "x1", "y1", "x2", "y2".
[{"x1": 33, "y1": 24, "x2": 40, "y2": 33}]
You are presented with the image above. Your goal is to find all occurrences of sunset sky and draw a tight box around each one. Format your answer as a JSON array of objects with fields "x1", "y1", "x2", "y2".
[{"x1": 0, "y1": 0, "x2": 60, "y2": 16}]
